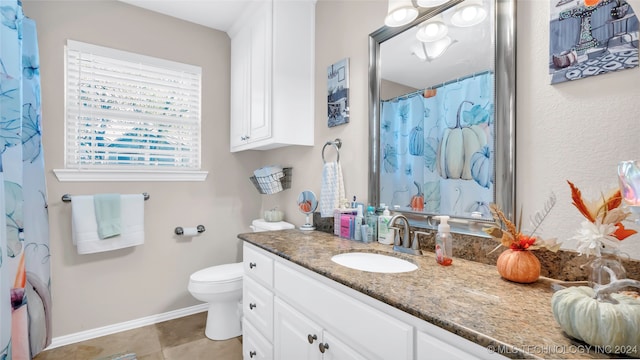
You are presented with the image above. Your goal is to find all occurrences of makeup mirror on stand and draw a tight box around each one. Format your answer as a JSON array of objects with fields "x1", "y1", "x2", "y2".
[{"x1": 297, "y1": 190, "x2": 318, "y2": 231}]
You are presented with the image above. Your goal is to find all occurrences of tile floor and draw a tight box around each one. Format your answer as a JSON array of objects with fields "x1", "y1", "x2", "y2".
[{"x1": 33, "y1": 312, "x2": 243, "y2": 360}]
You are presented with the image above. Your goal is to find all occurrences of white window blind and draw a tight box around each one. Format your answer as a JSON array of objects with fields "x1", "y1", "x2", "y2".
[{"x1": 65, "y1": 40, "x2": 202, "y2": 171}]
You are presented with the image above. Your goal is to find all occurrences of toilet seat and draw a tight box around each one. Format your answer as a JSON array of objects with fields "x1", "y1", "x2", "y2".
[{"x1": 188, "y1": 262, "x2": 243, "y2": 294}]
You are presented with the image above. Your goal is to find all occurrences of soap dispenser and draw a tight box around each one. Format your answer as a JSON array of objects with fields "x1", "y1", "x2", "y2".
[
  {"x1": 377, "y1": 205, "x2": 393, "y2": 245},
  {"x1": 434, "y1": 216, "x2": 453, "y2": 266}
]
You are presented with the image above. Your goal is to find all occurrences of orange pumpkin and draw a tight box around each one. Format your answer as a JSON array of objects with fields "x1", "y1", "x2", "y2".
[
  {"x1": 410, "y1": 181, "x2": 424, "y2": 211},
  {"x1": 496, "y1": 249, "x2": 540, "y2": 283},
  {"x1": 423, "y1": 88, "x2": 437, "y2": 98},
  {"x1": 583, "y1": 0, "x2": 601, "y2": 6},
  {"x1": 299, "y1": 200, "x2": 312, "y2": 213}
]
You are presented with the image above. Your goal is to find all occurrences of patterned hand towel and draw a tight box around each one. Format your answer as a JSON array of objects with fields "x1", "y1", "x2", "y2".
[{"x1": 319, "y1": 161, "x2": 345, "y2": 217}]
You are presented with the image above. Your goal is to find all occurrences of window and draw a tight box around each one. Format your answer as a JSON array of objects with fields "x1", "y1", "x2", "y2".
[{"x1": 55, "y1": 40, "x2": 207, "y2": 181}]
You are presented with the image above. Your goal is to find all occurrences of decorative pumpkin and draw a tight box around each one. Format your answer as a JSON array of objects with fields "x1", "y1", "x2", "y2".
[
  {"x1": 470, "y1": 145, "x2": 492, "y2": 188},
  {"x1": 496, "y1": 249, "x2": 540, "y2": 283},
  {"x1": 410, "y1": 181, "x2": 424, "y2": 211},
  {"x1": 264, "y1": 208, "x2": 284, "y2": 222},
  {"x1": 423, "y1": 88, "x2": 437, "y2": 98},
  {"x1": 438, "y1": 101, "x2": 487, "y2": 180},
  {"x1": 551, "y1": 283, "x2": 640, "y2": 356},
  {"x1": 409, "y1": 121, "x2": 424, "y2": 156},
  {"x1": 299, "y1": 200, "x2": 312, "y2": 213}
]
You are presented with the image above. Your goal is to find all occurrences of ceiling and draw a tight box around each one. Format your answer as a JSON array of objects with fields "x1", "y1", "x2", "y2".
[{"x1": 118, "y1": 0, "x2": 259, "y2": 32}]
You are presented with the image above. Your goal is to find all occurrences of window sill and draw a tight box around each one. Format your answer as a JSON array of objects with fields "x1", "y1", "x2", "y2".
[{"x1": 53, "y1": 169, "x2": 208, "y2": 182}]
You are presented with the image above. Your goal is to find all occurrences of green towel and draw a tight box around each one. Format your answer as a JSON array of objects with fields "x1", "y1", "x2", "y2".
[{"x1": 94, "y1": 193, "x2": 121, "y2": 239}]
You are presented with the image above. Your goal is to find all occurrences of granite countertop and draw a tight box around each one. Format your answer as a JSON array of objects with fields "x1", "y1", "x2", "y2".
[{"x1": 238, "y1": 229, "x2": 622, "y2": 360}]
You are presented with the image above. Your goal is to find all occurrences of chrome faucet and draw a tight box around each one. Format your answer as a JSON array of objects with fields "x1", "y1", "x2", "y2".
[{"x1": 388, "y1": 214, "x2": 423, "y2": 255}]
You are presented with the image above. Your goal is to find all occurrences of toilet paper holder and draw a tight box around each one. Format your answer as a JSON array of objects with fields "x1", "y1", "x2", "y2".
[{"x1": 175, "y1": 225, "x2": 206, "y2": 235}]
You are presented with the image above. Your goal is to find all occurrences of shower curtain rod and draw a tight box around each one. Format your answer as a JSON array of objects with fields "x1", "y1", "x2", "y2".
[
  {"x1": 62, "y1": 193, "x2": 150, "y2": 202},
  {"x1": 384, "y1": 69, "x2": 494, "y2": 103}
]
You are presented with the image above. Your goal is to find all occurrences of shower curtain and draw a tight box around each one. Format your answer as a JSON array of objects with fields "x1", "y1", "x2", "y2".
[
  {"x1": 1, "y1": 0, "x2": 51, "y2": 358},
  {"x1": 380, "y1": 72, "x2": 494, "y2": 218}
]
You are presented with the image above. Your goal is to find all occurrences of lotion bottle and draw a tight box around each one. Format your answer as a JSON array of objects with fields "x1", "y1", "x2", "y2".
[
  {"x1": 434, "y1": 216, "x2": 453, "y2": 266},
  {"x1": 354, "y1": 205, "x2": 364, "y2": 241},
  {"x1": 377, "y1": 206, "x2": 393, "y2": 245}
]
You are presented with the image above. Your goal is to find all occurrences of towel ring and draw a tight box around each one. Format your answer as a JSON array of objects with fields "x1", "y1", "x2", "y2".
[{"x1": 322, "y1": 138, "x2": 342, "y2": 164}]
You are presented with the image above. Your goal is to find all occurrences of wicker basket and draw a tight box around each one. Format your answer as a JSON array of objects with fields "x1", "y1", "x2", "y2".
[{"x1": 250, "y1": 167, "x2": 292, "y2": 194}]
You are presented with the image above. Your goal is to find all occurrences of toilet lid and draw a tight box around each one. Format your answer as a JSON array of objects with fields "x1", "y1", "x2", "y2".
[{"x1": 190, "y1": 262, "x2": 243, "y2": 284}]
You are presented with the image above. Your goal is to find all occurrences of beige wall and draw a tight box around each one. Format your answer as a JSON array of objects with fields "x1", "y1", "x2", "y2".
[
  {"x1": 23, "y1": 0, "x2": 640, "y2": 340},
  {"x1": 23, "y1": 0, "x2": 264, "y2": 337}
]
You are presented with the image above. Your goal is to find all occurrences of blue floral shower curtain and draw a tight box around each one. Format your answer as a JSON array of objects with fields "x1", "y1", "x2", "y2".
[{"x1": 0, "y1": 0, "x2": 51, "y2": 358}]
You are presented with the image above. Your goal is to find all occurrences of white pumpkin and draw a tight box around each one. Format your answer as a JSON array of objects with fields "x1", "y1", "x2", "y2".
[
  {"x1": 438, "y1": 101, "x2": 487, "y2": 180},
  {"x1": 551, "y1": 285, "x2": 640, "y2": 356}
]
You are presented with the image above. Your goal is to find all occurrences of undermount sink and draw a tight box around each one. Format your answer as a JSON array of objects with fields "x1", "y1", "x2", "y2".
[{"x1": 331, "y1": 252, "x2": 418, "y2": 273}]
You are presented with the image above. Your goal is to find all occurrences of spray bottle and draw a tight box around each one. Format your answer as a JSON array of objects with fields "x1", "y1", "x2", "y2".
[{"x1": 434, "y1": 216, "x2": 453, "y2": 266}]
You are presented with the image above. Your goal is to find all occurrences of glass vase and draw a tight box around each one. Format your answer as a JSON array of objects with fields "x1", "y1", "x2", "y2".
[{"x1": 588, "y1": 249, "x2": 626, "y2": 302}]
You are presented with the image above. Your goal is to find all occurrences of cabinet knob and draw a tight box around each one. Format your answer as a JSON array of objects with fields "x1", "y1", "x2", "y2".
[
  {"x1": 249, "y1": 350, "x2": 257, "y2": 358},
  {"x1": 307, "y1": 334, "x2": 317, "y2": 344},
  {"x1": 249, "y1": 262, "x2": 257, "y2": 269},
  {"x1": 249, "y1": 303, "x2": 257, "y2": 310},
  {"x1": 319, "y1": 343, "x2": 330, "y2": 353}
]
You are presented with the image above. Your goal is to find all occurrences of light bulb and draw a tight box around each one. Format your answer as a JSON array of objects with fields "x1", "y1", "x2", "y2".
[{"x1": 461, "y1": 6, "x2": 478, "y2": 21}]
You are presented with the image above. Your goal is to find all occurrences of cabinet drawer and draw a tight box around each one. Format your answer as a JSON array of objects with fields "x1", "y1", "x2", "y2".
[
  {"x1": 274, "y1": 263, "x2": 413, "y2": 360},
  {"x1": 243, "y1": 318, "x2": 273, "y2": 360},
  {"x1": 244, "y1": 244, "x2": 274, "y2": 287},
  {"x1": 244, "y1": 276, "x2": 274, "y2": 341}
]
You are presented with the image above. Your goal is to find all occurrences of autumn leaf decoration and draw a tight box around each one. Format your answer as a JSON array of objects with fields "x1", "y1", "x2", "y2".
[
  {"x1": 483, "y1": 194, "x2": 560, "y2": 253},
  {"x1": 567, "y1": 180, "x2": 637, "y2": 241}
]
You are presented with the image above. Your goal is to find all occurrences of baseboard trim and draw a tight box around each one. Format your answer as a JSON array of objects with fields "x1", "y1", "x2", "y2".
[{"x1": 47, "y1": 303, "x2": 209, "y2": 350}]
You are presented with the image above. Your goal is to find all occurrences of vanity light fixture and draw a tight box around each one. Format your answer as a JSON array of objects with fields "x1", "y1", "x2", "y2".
[
  {"x1": 411, "y1": 37, "x2": 456, "y2": 62},
  {"x1": 450, "y1": 0, "x2": 487, "y2": 27},
  {"x1": 416, "y1": 15, "x2": 448, "y2": 42},
  {"x1": 385, "y1": 0, "x2": 419, "y2": 27}
]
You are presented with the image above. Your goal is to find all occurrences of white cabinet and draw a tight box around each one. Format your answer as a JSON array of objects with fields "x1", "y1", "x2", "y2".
[
  {"x1": 274, "y1": 298, "x2": 366, "y2": 360},
  {"x1": 242, "y1": 243, "x2": 504, "y2": 360},
  {"x1": 229, "y1": 0, "x2": 315, "y2": 152},
  {"x1": 243, "y1": 245, "x2": 275, "y2": 359},
  {"x1": 274, "y1": 262, "x2": 413, "y2": 360}
]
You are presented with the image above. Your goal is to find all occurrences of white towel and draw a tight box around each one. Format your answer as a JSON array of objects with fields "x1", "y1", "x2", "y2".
[
  {"x1": 319, "y1": 161, "x2": 345, "y2": 217},
  {"x1": 71, "y1": 194, "x2": 145, "y2": 254}
]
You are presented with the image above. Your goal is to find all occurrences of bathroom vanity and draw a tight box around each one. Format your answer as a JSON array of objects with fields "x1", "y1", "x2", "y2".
[{"x1": 239, "y1": 229, "x2": 614, "y2": 360}]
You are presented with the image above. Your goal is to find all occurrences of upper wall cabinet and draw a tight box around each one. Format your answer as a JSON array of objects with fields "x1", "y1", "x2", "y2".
[{"x1": 229, "y1": 0, "x2": 316, "y2": 152}]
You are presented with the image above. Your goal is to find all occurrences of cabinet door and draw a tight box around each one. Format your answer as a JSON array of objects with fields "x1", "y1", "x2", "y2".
[
  {"x1": 246, "y1": 0, "x2": 272, "y2": 143},
  {"x1": 243, "y1": 318, "x2": 273, "y2": 360},
  {"x1": 416, "y1": 330, "x2": 482, "y2": 360},
  {"x1": 243, "y1": 276, "x2": 274, "y2": 341},
  {"x1": 230, "y1": 23, "x2": 251, "y2": 150},
  {"x1": 230, "y1": 1, "x2": 272, "y2": 151},
  {"x1": 321, "y1": 331, "x2": 367, "y2": 360},
  {"x1": 274, "y1": 298, "x2": 322, "y2": 360}
]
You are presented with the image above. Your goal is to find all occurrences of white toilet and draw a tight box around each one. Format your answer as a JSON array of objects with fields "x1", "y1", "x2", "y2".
[{"x1": 188, "y1": 219, "x2": 293, "y2": 340}]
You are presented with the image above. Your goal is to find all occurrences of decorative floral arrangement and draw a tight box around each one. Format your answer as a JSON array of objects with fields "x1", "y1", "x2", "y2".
[
  {"x1": 483, "y1": 194, "x2": 560, "y2": 253},
  {"x1": 567, "y1": 180, "x2": 637, "y2": 257}
]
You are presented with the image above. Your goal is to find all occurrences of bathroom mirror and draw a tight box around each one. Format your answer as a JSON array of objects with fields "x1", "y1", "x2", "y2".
[
  {"x1": 368, "y1": 0, "x2": 516, "y2": 235},
  {"x1": 297, "y1": 190, "x2": 318, "y2": 231}
]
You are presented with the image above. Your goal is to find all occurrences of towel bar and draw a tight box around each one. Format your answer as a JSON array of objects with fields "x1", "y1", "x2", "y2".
[
  {"x1": 322, "y1": 138, "x2": 342, "y2": 163},
  {"x1": 62, "y1": 193, "x2": 150, "y2": 202}
]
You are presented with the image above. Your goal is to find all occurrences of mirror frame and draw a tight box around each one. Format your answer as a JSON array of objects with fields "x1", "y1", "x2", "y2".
[{"x1": 368, "y1": 0, "x2": 516, "y2": 235}]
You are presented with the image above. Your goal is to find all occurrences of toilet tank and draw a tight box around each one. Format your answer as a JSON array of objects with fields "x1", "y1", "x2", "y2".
[{"x1": 251, "y1": 219, "x2": 295, "y2": 232}]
